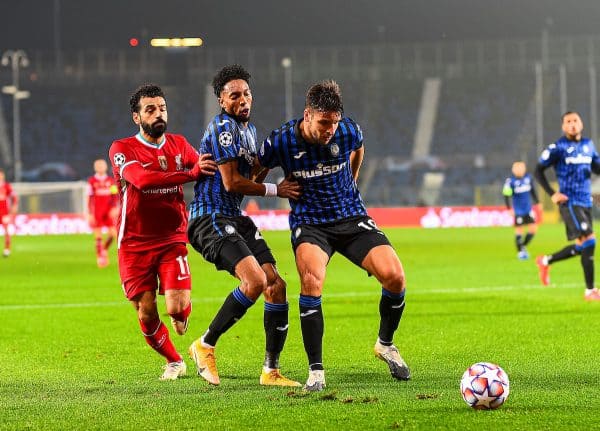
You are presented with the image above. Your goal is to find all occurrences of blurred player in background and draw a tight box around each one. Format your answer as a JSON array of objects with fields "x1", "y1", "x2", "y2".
[
  {"x1": 187, "y1": 65, "x2": 301, "y2": 387},
  {"x1": 535, "y1": 111, "x2": 600, "y2": 301},
  {"x1": 259, "y1": 80, "x2": 410, "y2": 391},
  {"x1": 502, "y1": 161, "x2": 539, "y2": 260},
  {"x1": 0, "y1": 168, "x2": 18, "y2": 257},
  {"x1": 109, "y1": 84, "x2": 217, "y2": 380},
  {"x1": 87, "y1": 159, "x2": 119, "y2": 267}
]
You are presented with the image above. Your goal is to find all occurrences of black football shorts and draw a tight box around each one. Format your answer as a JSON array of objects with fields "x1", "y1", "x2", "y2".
[
  {"x1": 188, "y1": 214, "x2": 275, "y2": 275},
  {"x1": 291, "y1": 215, "x2": 392, "y2": 267}
]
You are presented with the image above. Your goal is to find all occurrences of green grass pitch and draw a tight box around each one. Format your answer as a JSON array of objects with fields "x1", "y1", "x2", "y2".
[{"x1": 1, "y1": 224, "x2": 599, "y2": 430}]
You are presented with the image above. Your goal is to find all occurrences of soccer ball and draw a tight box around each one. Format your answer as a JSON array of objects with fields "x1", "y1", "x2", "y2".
[{"x1": 460, "y1": 362, "x2": 510, "y2": 410}]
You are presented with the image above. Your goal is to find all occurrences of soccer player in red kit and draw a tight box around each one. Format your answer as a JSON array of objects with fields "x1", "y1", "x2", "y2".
[
  {"x1": 0, "y1": 168, "x2": 18, "y2": 257},
  {"x1": 109, "y1": 84, "x2": 217, "y2": 380},
  {"x1": 87, "y1": 159, "x2": 119, "y2": 267}
]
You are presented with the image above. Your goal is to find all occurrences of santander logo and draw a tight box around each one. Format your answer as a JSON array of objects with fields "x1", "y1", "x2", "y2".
[{"x1": 420, "y1": 207, "x2": 513, "y2": 228}]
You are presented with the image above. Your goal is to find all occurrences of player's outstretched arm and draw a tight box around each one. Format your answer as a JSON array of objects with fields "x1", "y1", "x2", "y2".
[{"x1": 120, "y1": 161, "x2": 204, "y2": 190}]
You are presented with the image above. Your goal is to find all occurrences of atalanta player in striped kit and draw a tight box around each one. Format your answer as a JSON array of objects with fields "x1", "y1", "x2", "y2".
[
  {"x1": 535, "y1": 111, "x2": 600, "y2": 301},
  {"x1": 109, "y1": 84, "x2": 217, "y2": 380},
  {"x1": 259, "y1": 80, "x2": 410, "y2": 391},
  {"x1": 187, "y1": 65, "x2": 301, "y2": 387},
  {"x1": 502, "y1": 161, "x2": 540, "y2": 260}
]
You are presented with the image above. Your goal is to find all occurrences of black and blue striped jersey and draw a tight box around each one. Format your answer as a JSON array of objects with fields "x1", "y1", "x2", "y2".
[
  {"x1": 189, "y1": 113, "x2": 259, "y2": 218},
  {"x1": 539, "y1": 136, "x2": 600, "y2": 207},
  {"x1": 259, "y1": 117, "x2": 367, "y2": 229},
  {"x1": 502, "y1": 173, "x2": 536, "y2": 216}
]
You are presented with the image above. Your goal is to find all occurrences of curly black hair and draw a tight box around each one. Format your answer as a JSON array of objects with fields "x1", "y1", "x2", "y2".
[
  {"x1": 212, "y1": 64, "x2": 251, "y2": 98},
  {"x1": 305, "y1": 80, "x2": 344, "y2": 114},
  {"x1": 129, "y1": 84, "x2": 165, "y2": 113}
]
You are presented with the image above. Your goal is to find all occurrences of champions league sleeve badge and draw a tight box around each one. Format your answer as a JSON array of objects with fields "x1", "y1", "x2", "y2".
[
  {"x1": 219, "y1": 131, "x2": 233, "y2": 147},
  {"x1": 113, "y1": 153, "x2": 126, "y2": 167}
]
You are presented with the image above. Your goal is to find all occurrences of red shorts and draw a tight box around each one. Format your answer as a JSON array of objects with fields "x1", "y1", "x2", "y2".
[
  {"x1": 92, "y1": 208, "x2": 117, "y2": 228},
  {"x1": 118, "y1": 242, "x2": 192, "y2": 300}
]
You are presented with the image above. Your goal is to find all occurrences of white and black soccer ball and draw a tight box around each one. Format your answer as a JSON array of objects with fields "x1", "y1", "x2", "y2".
[{"x1": 460, "y1": 362, "x2": 510, "y2": 410}]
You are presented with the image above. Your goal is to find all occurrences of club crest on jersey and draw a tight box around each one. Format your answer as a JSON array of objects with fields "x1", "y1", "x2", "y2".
[
  {"x1": 158, "y1": 156, "x2": 168, "y2": 171},
  {"x1": 219, "y1": 131, "x2": 233, "y2": 147},
  {"x1": 175, "y1": 154, "x2": 183, "y2": 171},
  {"x1": 330, "y1": 143, "x2": 339, "y2": 157},
  {"x1": 225, "y1": 224, "x2": 236, "y2": 234},
  {"x1": 113, "y1": 153, "x2": 126, "y2": 167}
]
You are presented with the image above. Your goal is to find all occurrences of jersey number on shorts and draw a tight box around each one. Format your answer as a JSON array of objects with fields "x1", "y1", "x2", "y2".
[
  {"x1": 176, "y1": 255, "x2": 191, "y2": 280},
  {"x1": 358, "y1": 219, "x2": 378, "y2": 231}
]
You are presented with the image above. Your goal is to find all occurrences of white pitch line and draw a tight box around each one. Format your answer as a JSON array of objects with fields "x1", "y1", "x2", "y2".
[{"x1": 0, "y1": 282, "x2": 582, "y2": 311}]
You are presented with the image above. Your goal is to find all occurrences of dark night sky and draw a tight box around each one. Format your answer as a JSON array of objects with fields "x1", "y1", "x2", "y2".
[{"x1": 2, "y1": 0, "x2": 600, "y2": 50}]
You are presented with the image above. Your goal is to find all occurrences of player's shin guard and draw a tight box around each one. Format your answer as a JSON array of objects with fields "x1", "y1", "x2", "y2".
[
  {"x1": 378, "y1": 288, "x2": 406, "y2": 346},
  {"x1": 263, "y1": 302, "x2": 289, "y2": 369},
  {"x1": 299, "y1": 295, "x2": 324, "y2": 371},
  {"x1": 523, "y1": 232, "x2": 534, "y2": 246},
  {"x1": 95, "y1": 237, "x2": 102, "y2": 256},
  {"x1": 548, "y1": 244, "x2": 580, "y2": 264},
  {"x1": 580, "y1": 238, "x2": 595, "y2": 290},
  {"x1": 203, "y1": 287, "x2": 253, "y2": 346},
  {"x1": 139, "y1": 319, "x2": 181, "y2": 363}
]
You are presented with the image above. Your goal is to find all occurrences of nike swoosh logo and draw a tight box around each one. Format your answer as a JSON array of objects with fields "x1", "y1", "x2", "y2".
[
  {"x1": 391, "y1": 303, "x2": 405, "y2": 309},
  {"x1": 217, "y1": 119, "x2": 230, "y2": 126},
  {"x1": 177, "y1": 275, "x2": 190, "y2": 281},
  {"x1": 294, "y1": 151, "x2": 307, "y2": 159},
  {"x1": 300, "y1": 309, "x2": 318, "y2": 317},
  {"x1": 276, "y1": 324, "x2": 289, "y2": 331},
  {"x1": 142, "y1": 162, "x2": 152, "y2": 168}
]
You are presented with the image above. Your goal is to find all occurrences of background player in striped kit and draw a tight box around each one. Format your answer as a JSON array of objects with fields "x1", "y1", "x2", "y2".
[
  {"x1": 259, "y1": 80, "x2": 410, "y2": 391},
  {"x1": 87, "y1": 159, "x2": 119, "y2": 267},
  {"x1": 109, "y1": 84, "x2": 218, "y2": 380},
  {"x1": 502, "y1": 161, "x2": 540, "y2": 260},
  {"x1": 535, "y1": 111, "x2": 600, "y2": 301},
  {"x1": 187, "y1": 65, "x2": 301, "y2": 387}
]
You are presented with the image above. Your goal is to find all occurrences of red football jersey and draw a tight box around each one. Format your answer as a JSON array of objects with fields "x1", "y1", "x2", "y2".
[
  {"x1": 109, "y1": 133, "x2": 199, "y2": 251},
  {"x1": 0, "y1": 181, "x2": 16, "y2": 216},
  {"x1": 87, "y1": 174, "x2": 118, "y2": 217}
]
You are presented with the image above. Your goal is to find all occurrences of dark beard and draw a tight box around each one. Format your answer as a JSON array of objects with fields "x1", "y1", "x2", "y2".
[{"x1": 141, "y1": 120, "x2": 167, "y2": 139}]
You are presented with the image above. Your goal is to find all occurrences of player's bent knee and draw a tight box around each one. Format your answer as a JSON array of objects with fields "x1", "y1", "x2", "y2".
[
  {"x1": 241, "y1": 273, "x2": 268, "y2": 300},
  {"x1": 264, "y1": 276, "x2": 287, "y2": 303},
  {"x1": 380, "y1": 269, "x2": 406, "y2": 293}
]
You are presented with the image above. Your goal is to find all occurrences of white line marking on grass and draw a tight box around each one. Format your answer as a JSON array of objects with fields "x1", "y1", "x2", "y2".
[{"x1": 0, "y1": 283, "x2": 582, "y2": 311}]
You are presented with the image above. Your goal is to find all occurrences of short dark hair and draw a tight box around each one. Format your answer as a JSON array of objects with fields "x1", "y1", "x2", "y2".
[
  {"x1": 562, "y1": 111, "x2": 581, "y2": 121},
  {"x1": 305, "y1": 80, "x2": 344, "y2": 114},
  {"x1": 212, "y1": 64, "x2": 251, "y2": 98},
  {"x1": 129, "y1": 84, "x2": 165, "y2": 113}
]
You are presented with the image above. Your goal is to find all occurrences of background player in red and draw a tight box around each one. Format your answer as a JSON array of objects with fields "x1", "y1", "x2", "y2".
[
  {"x1": 109, "y1": 84, "x2": 217, "y2": 380},
  {"x1": 0, "y1": 168, "x2": 18, "y2": 257},
  {"x1": 87, "y1": 159, "x2": 119, "y2": 267}
]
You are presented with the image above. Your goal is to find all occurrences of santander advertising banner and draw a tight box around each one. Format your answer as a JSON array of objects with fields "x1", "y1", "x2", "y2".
[{"x1": 0, "y1": 206, "x2": 538, "y2": 236}]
